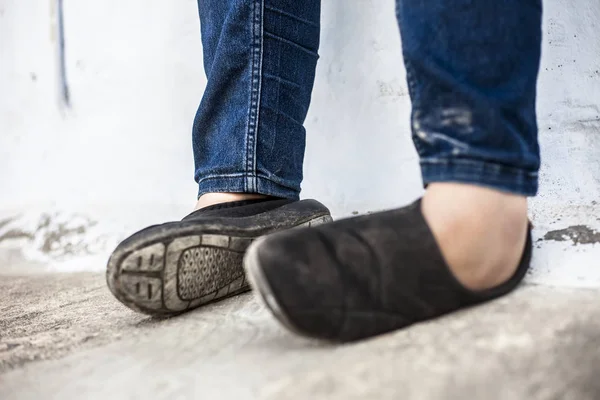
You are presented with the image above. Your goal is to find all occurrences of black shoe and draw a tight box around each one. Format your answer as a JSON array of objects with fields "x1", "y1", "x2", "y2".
[
  {"x1": 244, "y1": 199, "x2": 532, "y2": 342},
  {"x1": 107, "y1": 198, "x2": 332, "y2": 316}
]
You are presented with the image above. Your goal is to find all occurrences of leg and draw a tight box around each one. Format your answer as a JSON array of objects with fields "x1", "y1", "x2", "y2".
[
  {"x1": 106, "y1": 0, "x2": 331, "y2": 316},
  {"x1": 398, "y1": 0, "x2": 541, "y2": 289},
  {"x1": 398, "y1": 0, "x2": 542, "y2": 196},
  {"x1": 193, "y1": 0, "x2": 321, "y2": 206},
  {"x1": 245, "y1": 0, "x2": 542, "y2": 341}
]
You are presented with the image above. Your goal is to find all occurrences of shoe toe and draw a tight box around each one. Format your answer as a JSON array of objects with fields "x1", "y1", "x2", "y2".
[{"x1": 251, "y1": 229, "x2": 347, "y2": 338}]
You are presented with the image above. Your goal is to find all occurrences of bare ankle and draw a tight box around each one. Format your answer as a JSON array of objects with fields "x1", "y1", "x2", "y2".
[
  {"x1": 422, "y1": 183, "x2": 529, "y2": 291},
  {"x1": 195, "y1": 193, "x2": 269, "y2": 210}
]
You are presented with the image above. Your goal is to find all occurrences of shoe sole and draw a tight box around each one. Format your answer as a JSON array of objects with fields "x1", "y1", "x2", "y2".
[{"x1": 106, "y1": 202, "x2": 331, "y2": 316}]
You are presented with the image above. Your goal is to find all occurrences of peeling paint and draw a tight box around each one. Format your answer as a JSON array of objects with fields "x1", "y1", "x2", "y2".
[
  {"x1": 0, "y1": 229, "x2": 34, "y2": 243},
  {"x1": 543, "y1": 225, "x2": 600, "y2": 245},
  {"x1": 0, "y1": 217, "x2": 16, "y2": 231},
  {"x1": 0, "y1": 212, "x2": 105, "y2": 260}
]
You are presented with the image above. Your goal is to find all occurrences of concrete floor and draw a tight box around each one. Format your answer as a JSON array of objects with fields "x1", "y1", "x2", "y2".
[{"x1": 2, "y1": 273, "x2": 600, "y2": 400}]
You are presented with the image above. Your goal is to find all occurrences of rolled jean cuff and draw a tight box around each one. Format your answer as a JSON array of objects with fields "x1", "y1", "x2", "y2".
[
  {"x1": 197, "y1": 174, "x2": 300, "y2": 200},
  {"x1": 420, "y1": 158, "x2": 538, "y2": 197}
]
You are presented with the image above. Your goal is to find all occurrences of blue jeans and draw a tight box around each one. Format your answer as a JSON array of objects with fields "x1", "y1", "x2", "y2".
[{"x1": 193, "y1": 0, "x2": 542, "y2": 200}]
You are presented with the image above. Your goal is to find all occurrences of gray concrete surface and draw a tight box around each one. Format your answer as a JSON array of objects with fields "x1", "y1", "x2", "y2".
[{"x1": 1, "y1": 273, "x2": 600, "y2": 400}]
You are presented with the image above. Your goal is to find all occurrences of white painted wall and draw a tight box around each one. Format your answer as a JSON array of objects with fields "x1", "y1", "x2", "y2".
[{"x1": 1, "y1": 0, "x2": 599, "y2": 282}]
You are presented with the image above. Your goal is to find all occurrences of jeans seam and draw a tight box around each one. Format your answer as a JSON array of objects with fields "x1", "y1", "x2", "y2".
[
  {"x1": 263, "y1": 4, "x2": 320, "y2": 28},
  {"x1": 198, "y1": 173, "x2": 254, "y2": 182},
  {"x1": 246, "y1": 0, "x2": 265, "y2": 194},
  {"x1": 403, "y1": 58, "x2": 426, "y2": 157},
  {"x1": 263, "y1": 31, "x2": 319, "y2": 57},
  {"x1": 404, "y1": 59, "x2": 419, "y2": 105},
  {"x1": 197, "y1": 174, "x2": 300, "y2": 199},
  {"x1": 263, "y1": 72, "x2": 302, "y2": 89},
  {"x1": 420, "y1": 158, "x2": 539, "y2": 196},
  {"x1": 420, "y1": 158, "x2": 539, "y2": 177},
  {"x1": 197, "y1": 172, "x2": 300, "y2": 189}
]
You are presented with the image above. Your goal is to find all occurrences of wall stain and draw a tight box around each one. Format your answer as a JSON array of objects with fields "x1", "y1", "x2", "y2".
[
  {"x1": 0, "y1": 229, "x2": 34, "y2": 243},
  {"x1": 543, "y1": 225, "x2": 600, "y2": 245},
  {"x1": 377, "y1": 80, "x2": 408, "y2": 99},
  {"x1": 0, "y1": 343, "x2": 21, "y2": 352},
  {"x1": 0, "y1": 217, "x2": 16, "y2": 231},
  {"x1": 0, "y1": 213, "x2": 100, "y2": 259}
]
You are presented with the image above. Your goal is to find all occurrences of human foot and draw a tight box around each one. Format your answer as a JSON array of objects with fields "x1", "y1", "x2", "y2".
[
  {"x1": 107, "y1": 198, "x2": 332, "y2": 316},
  {"x1": 245, "y1": 189, "x2": 532, "y2": 341},
  {"x1": 422, "y1": 183, "x2": 529, "y2": 291},
  {"x1": 195, "y1": 193, "x2": 270, "y2": 210}
]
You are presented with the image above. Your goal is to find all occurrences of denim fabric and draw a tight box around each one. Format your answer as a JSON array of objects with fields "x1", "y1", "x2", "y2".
[
  {"x1": 193, "y1": 0, "x2": 321, "y2": 200},
  {"x1": 193, "y1": 0, "x2": 542, "y2": 198},
  {"x1": 397, "y1": 0, "x2": 543, "y2": 195}
]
